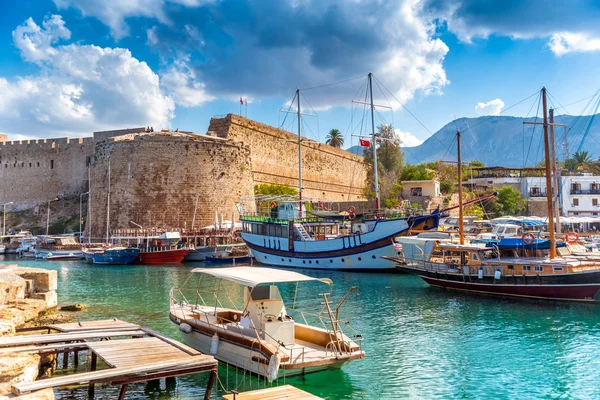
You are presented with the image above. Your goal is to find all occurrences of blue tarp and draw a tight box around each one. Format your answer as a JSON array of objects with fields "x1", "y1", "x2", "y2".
[
  {"x1": 485, "y1": 237, "x2": 566, "y2": 250},
  {"x1": 492, "y1": 219, "x2": 546, "y2": 227}
]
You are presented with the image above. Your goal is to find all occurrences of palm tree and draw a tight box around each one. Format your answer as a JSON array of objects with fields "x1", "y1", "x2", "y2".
[
  {"x1": 572, "y1": 151, "x2": 600, "y2": 174},
  {"x1": 326, "y1": 129, "x2": 344, "y2": 148}
]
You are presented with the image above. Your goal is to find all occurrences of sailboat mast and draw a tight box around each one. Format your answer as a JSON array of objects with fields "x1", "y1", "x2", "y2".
[
  {"x1": 457, "y1": 130, "x2": 464, "y2": 245},
  {"x1": 549, "y1": 108, "x2": 561, "y2": 234},
  {"x1": 297, "y1": 88, "x2": 303, "y2": 217},
  {"x1": 368, "y1": 73, "x2": 380, "y2": 211},
  {"x1": 105, "y1": 156, "x2": 111, "y2": 243},
  {"x1": 542, "y1": 87, "x2": 556, "y2": 258},
  {"x1": 87, "y1": 163, "x2": 91, "y2": 244}
]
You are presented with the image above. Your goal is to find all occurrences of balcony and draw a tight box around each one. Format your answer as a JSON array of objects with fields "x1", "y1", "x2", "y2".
[
  {"x1": 529, "y1": 191, "x2": 547, "y2": 198},
  {"x1": 570, "y1": 189, "x2": 600, "y2": 195}
]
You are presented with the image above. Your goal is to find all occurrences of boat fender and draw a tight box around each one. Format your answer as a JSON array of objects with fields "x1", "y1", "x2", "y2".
[
  {"x1": 210, "y1": 333, "x2": 219, "y2": 355},
  {"x1": 266, "y1": 353, "x2": 281, "y2": 383},
  {"x1": 478, "y1": 267, "x2": 483, "y2": 279},
  {"x1": 566, "y1": 231, "x2": 579, "y2": 244},
  {"x1": 494, "y1": 269, "x2": 502, "y2": 280},
  {"x1": 179, "y1": 323, "x2": 192, "y2": 334}
]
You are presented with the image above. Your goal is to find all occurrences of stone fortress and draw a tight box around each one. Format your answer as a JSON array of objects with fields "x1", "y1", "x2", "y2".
[{"x1": 0, "y1": 115, "x2": 367, "y2": 239}]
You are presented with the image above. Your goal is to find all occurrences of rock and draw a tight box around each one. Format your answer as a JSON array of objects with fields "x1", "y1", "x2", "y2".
[
  {"x1": 31, "y1": 292, "x2": 57, "y2": 309},
  {"x1": 10, "y1": 268, "x2": 57, "y2": 293},
  {"x1": 0, "y1": 353, "x2": 40, "y2": 396},
  {"x1": 59, "y1": 304, "x2": 87, "y2": 312},
  {"x1": 0, "y1": 387, "x2": 55, "y2": 400}
]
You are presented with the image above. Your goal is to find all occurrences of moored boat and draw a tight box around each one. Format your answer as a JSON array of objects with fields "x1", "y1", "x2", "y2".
[
  {"x1": 35, "y1": 236, "x2": 84, "y2": 260},
  {"x1": 170, "y1": 267, "x2": 364, "y2": 380},
  {"x1": 83, "y1": 247, "x2": 140, "y2": 265},
  {"x1": 204, "y1": 255, "x2": 252, "y2": 264},
  {"x1": 111, "y1": 231, "x2": 190, "y2": 264}
]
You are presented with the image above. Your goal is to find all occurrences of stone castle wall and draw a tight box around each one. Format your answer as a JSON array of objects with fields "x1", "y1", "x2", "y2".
[
  {"x1": 0, "y1": 138, "x2": 93, "y2": 209},
  {"x1": 208, "y1": 114, "x2": 367, "y2": 202},
  {"x1": 89, "y1": 132, "x2": 256, "y2": 239}
]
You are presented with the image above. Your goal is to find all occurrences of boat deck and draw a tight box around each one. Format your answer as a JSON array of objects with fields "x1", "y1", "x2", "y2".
[
  {"x1": 1, "y1": 319, "x2": 218, "y2": 399},
  {"x1": 222, "y1": 384, "x2": 322, "y2": 399}
]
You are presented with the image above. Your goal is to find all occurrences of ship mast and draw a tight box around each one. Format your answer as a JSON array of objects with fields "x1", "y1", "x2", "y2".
[
  {"x1": 541, "y1": 88, "x2": 556, "y2": 258},
  {"x1": 368, "y1": 73, "x2": 380, "y2": 211},
  {"x1": 296, "y1": 88, "x2": 303, "y2": 217},
  {"x1": 457, "y1": 130, "x2": 464, "y2": 245}
]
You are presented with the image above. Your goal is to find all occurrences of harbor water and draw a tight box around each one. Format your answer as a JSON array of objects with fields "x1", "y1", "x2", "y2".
[{"x1": 3, "y1": 256, "x2": 600, "y2": 399}]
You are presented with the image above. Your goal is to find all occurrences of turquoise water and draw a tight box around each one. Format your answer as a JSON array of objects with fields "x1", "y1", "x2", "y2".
[{"x1": 3, "y1": 255, "x2": 600, "y2": 399}]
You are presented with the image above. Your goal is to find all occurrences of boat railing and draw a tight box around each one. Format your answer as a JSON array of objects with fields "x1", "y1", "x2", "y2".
[{"x1": 296, "y1": 310, "x2": 362, "y2": 355}]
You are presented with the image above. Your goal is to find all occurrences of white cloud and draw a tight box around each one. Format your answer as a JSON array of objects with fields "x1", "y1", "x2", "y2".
[
  {"x1": 52, "y1": 0, "x2": 451, "y2": 109},
  {"x1": 475, "y1": 98, "x2": 504, "y2": 116},
  {"x1": 395, "y1": 129, "x2": 424, "y2": 147},
  {"x1": 161, "y1": 56, "x2": 213, "y2": 107},
  {"x1": 0, "y1": 15, "x2": 174, "y2": 138},
  {"x1": 548, "y1": 32, "x2": 600, "y2": 56}
]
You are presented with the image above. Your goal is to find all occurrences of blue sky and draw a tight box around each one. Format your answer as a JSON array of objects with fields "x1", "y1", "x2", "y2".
[{"x1": 1, "y1": 0, "x2": 600, "y2": 150}]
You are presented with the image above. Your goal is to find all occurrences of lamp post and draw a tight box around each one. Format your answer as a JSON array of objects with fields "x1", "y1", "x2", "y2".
[
  {"x1": 80, "y1": 192, "x2": 89, "y2": 240},
  {"x1": 3, "y1": 202, "x2": 14, "y2": 237},
  {"x1": 46, "y1": 198, "x2": 59, "y2": 235}
]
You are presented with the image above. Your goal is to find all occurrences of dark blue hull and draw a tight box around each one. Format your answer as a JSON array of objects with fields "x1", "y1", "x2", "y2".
[{"x1": 85, "y1": 248, "x2": 140, "y2": 265}]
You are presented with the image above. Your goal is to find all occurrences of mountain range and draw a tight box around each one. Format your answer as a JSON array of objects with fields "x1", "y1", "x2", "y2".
[{"x1": 346, "y1": 114, "x2": 600, "y2": 167}]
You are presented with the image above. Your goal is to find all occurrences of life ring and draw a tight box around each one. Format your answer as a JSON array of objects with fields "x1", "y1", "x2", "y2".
[
  {"x1": 270, "y1": 202, "x2": 277, "y2": 208},
  {"x1": 521, "y1": 233, "x2": 535, "y2": 245},
  {"x1": 348, "y1": 205, "x2": 356, "y2": 213},
  {"x1": 566, "y1": 231, "x2": 579, "y2": 244},
  {"x1": 318, "y1": 201, "x2": 329, "y2": 211},
  {"x1": 348, "y1": 212, "x2": 356, "y2": 220}
]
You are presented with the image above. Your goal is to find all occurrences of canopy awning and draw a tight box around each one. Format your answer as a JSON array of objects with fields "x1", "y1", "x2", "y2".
[{"x1": 190, "y1": 266, "x2": 333, "y2": 287}]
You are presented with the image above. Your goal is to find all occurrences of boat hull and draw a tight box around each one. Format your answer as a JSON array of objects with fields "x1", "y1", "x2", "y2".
[
  {"x1": 183, "y1": 248, "x2": 230, "y2": 262},
  {"x1": 170, "y1": 315, "x2": 352, "y2": 378},
  {"x1": 135, "y1": 249, "x2": 189, "y2": 264},
  {"x1": 241, "y1": 214, "x2": 439, "y2": 271},
  {"x1": 85, "y1": 248, "x2": 140, "y2": 265},
  {"x1": 35, "y1": 249, "x2": 84, "y2": 260},
  {"x1": 411, "y1": 267, "x2": 600, "y2": 302},
  {"x1": 204, "y1": 256, "x2": 251, "y2": 264}
]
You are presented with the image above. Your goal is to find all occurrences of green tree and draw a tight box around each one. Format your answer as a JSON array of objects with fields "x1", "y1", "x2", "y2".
[
  {"x1": 573, "y1": 151, "x2": 600, "y2": 174},
  {"x1": 325, "y1": 129, "x2": 344, "y2": 148},
  {"x1": 254, "y1": 183, "x2": 297, "y2": 196},
  {"x1": 494, "y1": 186, "x2": 526, "y2": 216},
  {"x1": 363, "y1": 124, "x2": 405, "y2": 206},
  {"x1": 464, "y1": 204, "x2": 484, "y2": 220},
  {"x1": 400, "y1": 164, "x2": 434, "y2": 181}
]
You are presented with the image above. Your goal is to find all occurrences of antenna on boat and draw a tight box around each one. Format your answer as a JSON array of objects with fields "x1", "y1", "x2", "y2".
[
  {"x1": 368, "y1": 73, "x2": 380, "y2": 212},
  {"x1": 457, "y1": 130, "x2": 464, "y2": 245}
]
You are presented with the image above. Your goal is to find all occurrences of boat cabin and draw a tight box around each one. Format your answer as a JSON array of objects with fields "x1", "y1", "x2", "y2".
[{"x1": 38, "y1": 236, "x2": 82, "y2": 250}]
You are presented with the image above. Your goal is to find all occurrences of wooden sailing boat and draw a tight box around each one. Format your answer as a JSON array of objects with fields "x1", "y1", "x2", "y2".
[
  {"x1": 238, "y1": 74, "x2": 443, "y2": 270},
  {"x1": 390, "y1": 88, "x2": 600, "y2": 302}
]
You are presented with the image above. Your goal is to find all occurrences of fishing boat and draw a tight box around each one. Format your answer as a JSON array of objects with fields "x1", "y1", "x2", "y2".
[
  {"x1": 395, "y1": 242, "x2": 600, "y2": 302},
  {"x1": 169, "y1": 267, "x2": 364, "y2": 380},
  {"x1": 111, "y1": 232, "x2": 190, "y2": 264},
  {"x1": 35, "y1": 236, "x2": 84, "y2": 260},
  {"x1": 83, "y1": 247, "x2": 140, "y2": 265},
  {"x1": 183, "y1": 244, "x2": 234, "y2": 262},
  {"x1": 386, "y1": 88, "x2": 600, "y2": 302}
]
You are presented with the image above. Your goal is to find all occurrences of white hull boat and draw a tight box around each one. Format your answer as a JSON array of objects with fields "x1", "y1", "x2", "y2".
[{"x1": 170, "y1": 267, "x2": 364, "y2": 380}]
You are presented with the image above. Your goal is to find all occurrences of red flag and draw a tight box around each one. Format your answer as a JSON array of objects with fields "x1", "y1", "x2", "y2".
[
  {"x1": 359, "y1": 138, "x2": 371, "y2": 147},
  {"x1": 240, "y1": 97, "x2": 243, "y2": 104}
]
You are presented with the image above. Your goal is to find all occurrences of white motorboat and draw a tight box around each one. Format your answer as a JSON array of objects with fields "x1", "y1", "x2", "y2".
[
  {"x1": 170, "y1": 266, "x2": 364, "y2": 380},
  {"x1": 183, "y1": 244, "x2": 234, "y2": 261}
]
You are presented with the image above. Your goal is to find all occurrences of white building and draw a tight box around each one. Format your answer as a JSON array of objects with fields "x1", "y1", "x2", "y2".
[{"x1": 561, "y1": 174, "x2": 600, "y2": 216}]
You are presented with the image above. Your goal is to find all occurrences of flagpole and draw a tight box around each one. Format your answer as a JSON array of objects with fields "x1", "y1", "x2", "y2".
[{"x1": 245, "y1": 99, "x2": 248, "y2": 118}]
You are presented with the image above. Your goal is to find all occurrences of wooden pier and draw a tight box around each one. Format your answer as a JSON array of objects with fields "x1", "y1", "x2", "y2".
[
  {"x1": 223, "y1": 385, "x2": 323, "y2": 400},
  {"x1": 1, "y1": 319, "x2": 217, "y2": 399}
]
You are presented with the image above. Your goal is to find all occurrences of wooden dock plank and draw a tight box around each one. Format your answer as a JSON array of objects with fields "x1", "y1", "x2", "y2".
[
  {"x1": 0, "y1": 330, "x2": 147, "y2": 348},
  {"x1": 13, "y1": 357, "x2": 217, "y2": 395},
  {"x1": 47, "y1": 319, "x2": 139, "y2": 332},
  {"x1": 141, "y1": 327, "x2": 202, "y2": 355},
  {"x1": 0, "y1": 342, "x2": 90, "y2": 355},
  {"x1": 222, "y1": 385, "x2": 322, "y2": 400}
]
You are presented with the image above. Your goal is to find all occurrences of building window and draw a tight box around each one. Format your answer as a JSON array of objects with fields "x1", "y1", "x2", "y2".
[
  {"x1": 572, "y1": 183, "x2": 581, "y2": 194},
  {"x1": 534, "y1": 266, "x2": 544, "y2": 272},
  {"x1": 410, "y1": 187, "x2": 423, "y2": 196},
  {"x1": 50, "y1": 160, "x2": 54, "y2": 169},
  {"x1": 523, "y1": 265, "x2": 531, "y2": 271},
  {"x1": 594, "y1": 198, "x2": 598, "y2": 207},
  {"x1": 573, "y1": 198, "x2": 579, "y2": 206}
]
